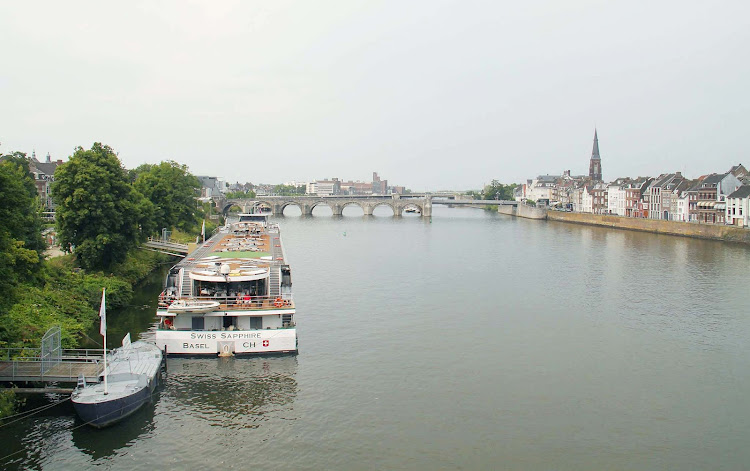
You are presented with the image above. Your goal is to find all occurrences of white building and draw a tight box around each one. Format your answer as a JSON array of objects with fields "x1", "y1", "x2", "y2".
[
  {"x1": 607, "y1": 183, "x2": 626, "y2": 216},
  {"x1": 676, "y1": 191, "x2": 690, "y2": 222},
  {"x1": 580, "y1": 186, "x2": 594, "y2": 213},
  {"x1": 726, "y1": 185, "x2": 750, "y2": 227},
  {"x1": 526, "y1": 175, "x2": 558, "y2": 204}
]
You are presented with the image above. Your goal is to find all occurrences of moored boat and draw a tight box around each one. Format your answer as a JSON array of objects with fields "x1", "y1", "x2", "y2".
[
  {"x1": 154, "y1": 213, "x2": 298, "y2": 356},
  {"x1": 71, "y1": 335, "x2": 162, "y2": 428}
]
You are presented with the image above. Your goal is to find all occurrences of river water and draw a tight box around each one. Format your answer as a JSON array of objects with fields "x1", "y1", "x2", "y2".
[{"x1": 2, "y1": 206, "x2": 749, "y2": 470}]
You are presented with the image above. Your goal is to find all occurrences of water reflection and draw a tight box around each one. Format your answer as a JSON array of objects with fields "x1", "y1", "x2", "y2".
[
  {"x1": 71, "y1": 395, "x2": 158, "y2": 459},
  {"x1": 163, "y1": 355, "x2": 298, "y2": 430}
]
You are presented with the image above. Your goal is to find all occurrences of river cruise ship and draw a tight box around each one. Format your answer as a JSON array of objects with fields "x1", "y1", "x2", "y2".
[{"x1": 154, "y1": 214, "x2": 297, "y2": 356}]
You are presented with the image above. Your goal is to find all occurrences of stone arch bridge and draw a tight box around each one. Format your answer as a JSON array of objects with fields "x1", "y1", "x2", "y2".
[{"x1": 222, "y1": 195, "x2": 433, "y2": 217}]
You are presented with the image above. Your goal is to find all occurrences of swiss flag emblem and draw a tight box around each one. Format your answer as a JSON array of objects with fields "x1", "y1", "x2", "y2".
[{"x1": 262, "y1": 340, "x2": 269, "y2": 347}]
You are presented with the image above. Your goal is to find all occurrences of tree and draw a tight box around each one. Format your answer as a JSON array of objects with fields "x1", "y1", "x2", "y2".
[
  {"x1": 0, "y1": 153, "x2": 46, "y2": 253},
  {"x1": 482, "y1": 180, "x2": 516, "y2": 201},
  {"x1": 52, "y1": 143, "x2": 154, "y2": 270},
  {"x1": 133, "y1": 161, "x2": 201, "y2": 233},
  {"x1": 226, "y1": 190, "x2": 256, "y2": 199},
  {"x1": 0, "y1": 156, "x2": 46, "y2": 309},
  {"x1": 272, "y1": 184, "x2": 304, "y2": 196}
]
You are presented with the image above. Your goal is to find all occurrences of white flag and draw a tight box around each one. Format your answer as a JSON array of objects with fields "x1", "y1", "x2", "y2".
[
  {"x1": 122, "y1": 332, "x2": 131, "y2": 348},
  {"x1": 201, "y1": 220, "x2": 206, "y2": 241},
  {"x1": 99, "y1": 288, "x2": 106, "y2": 336}
]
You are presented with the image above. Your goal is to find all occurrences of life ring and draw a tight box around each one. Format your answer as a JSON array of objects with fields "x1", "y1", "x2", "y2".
[{"x1": 273, "y1": 297, "x2": 283, "y2": 307}]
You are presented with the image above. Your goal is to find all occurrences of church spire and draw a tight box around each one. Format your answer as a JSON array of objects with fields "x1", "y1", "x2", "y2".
[
  {"x1": 591, "y1": 129, "x2": 600, "y2": 159},
  {"x1": 588, "y1": 129, "x2": 602, "y2": 181}
]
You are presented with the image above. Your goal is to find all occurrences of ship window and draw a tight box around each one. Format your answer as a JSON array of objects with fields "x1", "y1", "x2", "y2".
[
  {"x1": 250, "y1": 317, "x2": 262, "y2": 330},
  {"x1": 192, "y1": 316, "x2": 205, "y2": 330}
]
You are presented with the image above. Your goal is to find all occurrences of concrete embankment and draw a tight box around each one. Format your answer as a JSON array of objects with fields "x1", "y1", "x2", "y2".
[
  {"x1": 497, "y1": 204, "x2": 548, "y2": 220},
  {"x1": 545, "y1": 211, "x2": 750, "y2": 245}
]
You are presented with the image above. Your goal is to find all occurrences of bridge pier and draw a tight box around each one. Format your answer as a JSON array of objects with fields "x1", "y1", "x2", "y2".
[
  {"x1": 422, "y1": 199, "x2": 432, "y2": 218},
  {"x1": 393, "y1": 203, "x2": 403, "y2": 217},
  {"x1": 302, "y1": 204, "x2": 313, "y2": 216},
  {"x1": 363, "y1": 204, "x2": 374, "y2": 216},
  {"x1": 332, "y1": 204, "x2": 343, "y2": 217}
]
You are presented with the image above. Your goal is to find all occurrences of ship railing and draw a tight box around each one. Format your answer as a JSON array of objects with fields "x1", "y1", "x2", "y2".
[
  {"x1": 198, "y1": 294, "x2": 294, "y2": 310},
  {"x1": 157, "y1": 294, "x2": 292, "y2": 311}
]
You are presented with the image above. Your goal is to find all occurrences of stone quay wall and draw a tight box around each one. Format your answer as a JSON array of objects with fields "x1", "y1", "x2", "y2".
[
  {"x1": 498, "y1": 204, "x2": 548, "y2": 220},
  {"x1": 545, "y1": 211, "x2": 750, "y2": 245}
]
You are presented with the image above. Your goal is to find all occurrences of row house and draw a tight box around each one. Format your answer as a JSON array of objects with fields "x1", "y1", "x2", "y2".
[
  {"x1": 627, "y1": 178, "x2": 652, "y2": 218},
  {"x1": 646, "y1": 172, "x2": 688, "y2": 220},
  {"x1": 572, "y1": 182, "x2": 608, "y2": 213},
  {"x1": 726, "y1": 185, "x2": 750, "y2": 227},
  {"x1": 591, "y1": 185, "x2": 608, "y2": 214},
  {"x1": 605, "y1": 177, "x2": 651, "y2": 216},
  {"x1": 687, "y1": 173, "x2": 742, "y2": 224},
  {"x1": 606, "y1": 180, "x2": 626, "y2": 215}
]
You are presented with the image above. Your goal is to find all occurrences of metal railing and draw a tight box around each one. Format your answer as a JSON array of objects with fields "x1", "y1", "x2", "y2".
[
  {"x1": 0, "y1": 348, "x2": 104, "y2": 362},
  {"x1": 145, "y1": 237, "x2": 190, "y2": 251},
  {"x1": 158, "y1": 293, "x2": 294, "y2": 311}
]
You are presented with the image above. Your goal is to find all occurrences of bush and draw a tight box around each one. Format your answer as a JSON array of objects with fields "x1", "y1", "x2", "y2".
[
  {"x1": 0, "y1": 389, "x2": 21, "y2": 419},
  {"x1": 1, "y1": 286, "x2": 92, "y2": 348},
  {"x1": 108, "y1": 250, "x2": 168, "y2": 285}
]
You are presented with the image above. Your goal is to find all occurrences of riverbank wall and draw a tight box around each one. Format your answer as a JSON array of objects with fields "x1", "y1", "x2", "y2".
[
  {"x1": 498, "y1": 204, "x2": 548, "y2": 219},
  {"x1": 545, "y1": 211, "x2": 750, "y2": 244}
]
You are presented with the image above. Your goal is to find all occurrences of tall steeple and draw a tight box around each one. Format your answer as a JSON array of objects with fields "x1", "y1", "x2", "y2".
[{"x1": 588, "y1": 129, "x2": 602, "y2": 181}]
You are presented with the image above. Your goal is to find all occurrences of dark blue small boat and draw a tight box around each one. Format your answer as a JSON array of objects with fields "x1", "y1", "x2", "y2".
[{"x1": 71, "y1": 339, "x2": 162, "y2": 428}]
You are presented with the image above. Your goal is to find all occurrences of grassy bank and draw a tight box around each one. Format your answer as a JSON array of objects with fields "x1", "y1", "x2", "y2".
[{"x1": 0, "y1": 249, "x2": 168, "y2": 351}]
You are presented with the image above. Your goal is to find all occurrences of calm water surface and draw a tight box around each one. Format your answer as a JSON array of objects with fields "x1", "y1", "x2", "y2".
[{"x1": 2, "y1": 206, "x2": 749, "y2": 470}]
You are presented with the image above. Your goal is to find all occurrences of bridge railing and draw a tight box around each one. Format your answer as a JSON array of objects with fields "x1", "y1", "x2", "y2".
[{"x1": 145, "y1": 237, "x2": 189, "y2": 250}]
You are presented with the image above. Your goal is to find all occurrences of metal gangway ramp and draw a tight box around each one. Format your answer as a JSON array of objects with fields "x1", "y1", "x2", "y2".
[{"x1": 0, "y1": 326, "x2": 104, "y2": 384}]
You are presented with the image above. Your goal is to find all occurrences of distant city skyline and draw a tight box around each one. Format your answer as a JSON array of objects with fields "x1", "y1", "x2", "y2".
[{"x1": 1, "y1": 1, "x2": 747, "y2": 190}]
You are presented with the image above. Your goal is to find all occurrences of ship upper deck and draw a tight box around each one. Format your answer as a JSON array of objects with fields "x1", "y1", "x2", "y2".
[
  {"x1": 160, "y1": 220, "x2": 293, "y2": 312},
  {"x1": 177, "y1": 221, "x2": 287, "y2": 273}
]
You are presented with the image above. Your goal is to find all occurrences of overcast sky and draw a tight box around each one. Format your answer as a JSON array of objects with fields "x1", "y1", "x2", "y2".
[{"x1": 1, "y1": 0, "x2": 747, "y2": 190}]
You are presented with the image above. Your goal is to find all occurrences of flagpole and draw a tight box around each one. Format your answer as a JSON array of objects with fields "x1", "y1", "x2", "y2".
[{"x1": 100, "y1": 288, "x2": 108, "y2": 395}]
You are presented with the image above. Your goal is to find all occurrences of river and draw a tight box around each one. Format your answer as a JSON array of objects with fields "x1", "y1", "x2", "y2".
[{"x1": 2, "y1": 206, "x2": 749, "y2": 470}]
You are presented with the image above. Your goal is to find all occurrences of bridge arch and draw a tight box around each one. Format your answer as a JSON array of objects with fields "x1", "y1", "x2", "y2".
[
  {"x1": 399, "y1": 201, "x2": 424, "y2": 216},
  {"x1": 307, "y1": 200, "x2": 336, "y2": 216},
  {"x1": 340, "y1": 201, "x2": 367, "y2": 216},
  {"x1": 371, "y1": 201, "x2": 398, "y2": 216},
  {"x1": 275, "y1": 201, "x2": 302, "y2": 215}
]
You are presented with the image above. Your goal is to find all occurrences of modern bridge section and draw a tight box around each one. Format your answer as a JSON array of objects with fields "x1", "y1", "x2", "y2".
[{"x1": 430, "y1": 199, "x2": 517, "y2": 206}]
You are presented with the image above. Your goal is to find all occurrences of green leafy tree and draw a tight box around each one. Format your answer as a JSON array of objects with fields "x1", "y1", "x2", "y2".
[
  {"x1": 0, "y1": 153, "x2": 46, "y2": 253},
  {"x1": 51, "y1": 143, "x2": 154, "y2": 270},
  {"x1": 133, "y1": 161, "x2": 201, "y2": 233},
  {"x1": 482, "y1": 180, "x2": 516, "y2": 201},
  {"x1": 226, "y1": 190, "x2": 256, "y2": 199},
  {"x1": 272, "y1": 184, "x2": 305, "y2": 196},
  {"x1": 0, "y1": 156, "x2": 46, "y2": 309}
]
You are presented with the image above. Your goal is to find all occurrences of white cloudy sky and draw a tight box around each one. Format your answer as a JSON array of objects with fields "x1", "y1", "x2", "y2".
[{"x1": 1, "y1": 0, "x2": 747, "y2": 190}]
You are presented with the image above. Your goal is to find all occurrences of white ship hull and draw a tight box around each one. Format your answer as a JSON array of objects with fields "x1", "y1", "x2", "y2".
[{"x1": 155, "y1": 328, "x2": 297, "y2": 355}]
